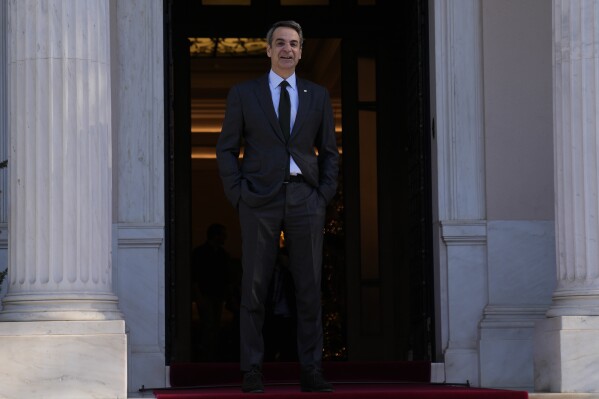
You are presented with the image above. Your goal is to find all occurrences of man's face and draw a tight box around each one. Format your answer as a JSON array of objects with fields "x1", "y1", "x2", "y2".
[{"x1": 267, "y1": 27, "x2": 302, "y2": 77}]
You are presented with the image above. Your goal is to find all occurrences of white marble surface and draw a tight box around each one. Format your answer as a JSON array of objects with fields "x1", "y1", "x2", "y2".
[
  {"x1": 0, "y1": 1, "x2": 7, "y2": 224},
  {"x1": 0, "y1": 226, "x2": 7, "y2": 308},
  {"x1": 479, "y1": 221, "x2": 555, "y2": 390},
  {"x1": 0, "y1": 1, "x2": 8, "y2": 310},
  {"x1": 0, "y1": 320, "x2": 127, "y2": 399},
  {"x1": 486, "y1": 221, "x2": 556, "y2": 305},
  {"x1": 530, "y1": 395, "x2": 599, "y2": 399},
  {"x1": 535, "y1": 316, "x2": 599, "y2": 393},
  {"x1": 433, "y1": 0, "x2": 486, "y2": 385},
  {"x1": 444, "y1": 348, "x2": 479, "y2": 386},
  {"x1": 531, "y1": 1, "x2": 599, "y2": 394},
  {"x1": 440, "y1": 221, "x2": 487, "y2": 387},
  {"x1": 111, "y1": 0, "x2": 166, "y2": 393},
  {"x1": 480, "y1": 316, "x2": 536, "y2": 390},
  {"x1": 0, "y1": 2, "x2": 127, "y2": 398},
  {"x1": 549, "y1": 0, "x2": 599, "y2": 317},
  {"x1": 433, "y1": 0, "x2": 486, "y2": 221},
  {"x1": 4, "y1": 0, "x2": 116, "y2": 312},
  {"x1": 115, "y1": 0, "x2": 164, "y2": 224},
  {"x1": 116, "y1": 225, "x2": 166, "y2": 392}
]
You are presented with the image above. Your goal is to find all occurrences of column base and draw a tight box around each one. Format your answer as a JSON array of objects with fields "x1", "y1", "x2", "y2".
[
  {"x1": 0, "y1": 292, "x2": 124, "y2": 321},
  {"x1": 534, "y1": 316, "x2": 599, "y2": 393},
  {"x1": 0, "y1": 320, "x2": 127, "y2": 398}
]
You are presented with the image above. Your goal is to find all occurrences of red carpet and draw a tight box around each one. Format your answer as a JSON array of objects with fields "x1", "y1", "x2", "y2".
[
  {"x1": 153, "y1": 383, "x2": 528, "y2": 399},
  {"x1": 151, "y1": 362, "x2": 528, "y2": 399}
]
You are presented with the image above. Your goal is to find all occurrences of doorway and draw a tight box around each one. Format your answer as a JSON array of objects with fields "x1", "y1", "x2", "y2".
[{"x1": 165, "y1": 0, "x2": 434, "y2": 364}]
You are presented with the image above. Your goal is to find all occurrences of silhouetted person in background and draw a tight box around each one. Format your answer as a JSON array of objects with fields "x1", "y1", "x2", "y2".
[
  {"x1": 191, "y1": 223, "x2": 231, "y2": 361},
  {"x1": 221, "y1": 257, "x2": 243, "y2": 361}
]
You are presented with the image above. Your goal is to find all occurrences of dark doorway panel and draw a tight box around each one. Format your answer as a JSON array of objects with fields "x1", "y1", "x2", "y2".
[{"x1": 165, "y1": 0, "x2": 434, "y2": 364}]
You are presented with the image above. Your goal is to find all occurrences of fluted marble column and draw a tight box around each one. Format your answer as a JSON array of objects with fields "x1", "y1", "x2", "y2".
[
  {"x1": 548, "y1": 0, "x2": 599, "y2": 316},
  {"x1": 0, "y1": 0, "x2": 121, "y2": 321},
  {"x1": 534, "y1": 0, "x2": 599, "y2": 393},
  {"x1": 0, "y1": 2, "x2": 126, "y2": 397}
]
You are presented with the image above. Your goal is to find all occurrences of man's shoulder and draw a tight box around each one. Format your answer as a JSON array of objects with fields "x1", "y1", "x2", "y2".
[
  {"x1": 297, "y1": 77, "x2": 320, "y2": 87},
  {"x1": 297, "y1": 77, "x2": 327, "y2": 94}
]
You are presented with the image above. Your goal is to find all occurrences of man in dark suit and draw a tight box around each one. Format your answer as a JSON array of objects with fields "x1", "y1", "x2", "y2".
[{"x1": 216, "y1": 20, "x2": 339, "y2": 393}]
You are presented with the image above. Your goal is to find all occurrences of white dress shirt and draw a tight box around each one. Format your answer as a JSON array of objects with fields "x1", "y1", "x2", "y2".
[{"x1": 269, "y1": 70, "x2": 302, "y2": 176}]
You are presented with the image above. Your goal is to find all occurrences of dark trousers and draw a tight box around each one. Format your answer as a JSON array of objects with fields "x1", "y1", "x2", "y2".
[{"x1": 238, "y1": 181, "x2": 326, "y2": 371}]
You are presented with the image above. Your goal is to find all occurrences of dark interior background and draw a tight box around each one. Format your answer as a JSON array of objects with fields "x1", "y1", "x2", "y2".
[{"x1": 165, "y1": 0, "x2": 434, "y2": 365}]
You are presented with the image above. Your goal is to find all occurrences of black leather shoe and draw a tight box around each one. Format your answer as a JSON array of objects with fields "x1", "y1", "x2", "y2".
[
  {"x1": 300, "y1": 368, "x2": 334, "y2": 392},
  {"x1": 242, "y1": 366, "x2": 264, "y2": 393}
]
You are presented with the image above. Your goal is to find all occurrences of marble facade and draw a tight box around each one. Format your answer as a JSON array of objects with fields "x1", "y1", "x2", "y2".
[
  {"x1": 0, "y1": 0, "x2": 597, "y2": 397},
  {"x1": 0, "y1": 1, "x2": 127, "y2": 398},
  {"x1": 533, "y1": 0, "x2": 599, "y2": 393}
]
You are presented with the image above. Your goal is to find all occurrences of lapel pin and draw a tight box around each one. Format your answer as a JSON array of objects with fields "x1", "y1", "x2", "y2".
[{"x1": 304, "y1": 89, "x2": 307, "y2": 92}]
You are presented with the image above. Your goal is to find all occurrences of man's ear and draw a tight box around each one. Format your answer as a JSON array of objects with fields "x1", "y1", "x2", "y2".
[{"x1": 266, "y1": 46, "x2": 272, "y2": 58}]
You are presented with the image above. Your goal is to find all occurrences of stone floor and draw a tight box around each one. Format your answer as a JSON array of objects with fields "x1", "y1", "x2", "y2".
[{"x1": 529, "y1": 395, "x2": 599, "y2": 399}]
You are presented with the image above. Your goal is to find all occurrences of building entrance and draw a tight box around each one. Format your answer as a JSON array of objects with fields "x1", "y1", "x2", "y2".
[{"x1": 166, "y1": 0, "x2": 434, "y2": 364}]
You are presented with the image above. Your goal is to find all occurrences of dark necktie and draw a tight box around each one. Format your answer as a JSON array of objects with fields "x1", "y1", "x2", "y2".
[{"x1": 278, "y1": 81, "x2": 290, "y2": 141}]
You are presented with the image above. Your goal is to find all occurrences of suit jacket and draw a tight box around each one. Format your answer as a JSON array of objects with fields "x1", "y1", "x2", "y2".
[{"x1": 216, "y1": 73, "x2": 339, "y2": 208}]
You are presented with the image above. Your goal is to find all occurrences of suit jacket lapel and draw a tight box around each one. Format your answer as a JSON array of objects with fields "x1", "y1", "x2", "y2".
[
  {"x1": 292, "y1": 78, "x2": 310, "y2": 138},
  {"x1": 255, "y1": 74, "x2": 287, "y2": 142}
]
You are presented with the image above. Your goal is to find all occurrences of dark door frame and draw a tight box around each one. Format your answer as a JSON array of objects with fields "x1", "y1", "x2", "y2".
[{"x1": 164, "y1": 0, "x2": 435, "y2": 364}]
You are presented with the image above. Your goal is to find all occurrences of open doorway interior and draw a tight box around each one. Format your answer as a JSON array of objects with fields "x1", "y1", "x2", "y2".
[
  {"x1": 168, "y1": 0, "x2": 434, "y2": 365},
  {"x1": 188, "y1": 38, "x2": 344, "y2": 362}
]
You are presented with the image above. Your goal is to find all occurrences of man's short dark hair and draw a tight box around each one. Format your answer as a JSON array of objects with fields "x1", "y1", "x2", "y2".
[{"x1": 266, "y1": 20, "x2": 304, "y2": 48}]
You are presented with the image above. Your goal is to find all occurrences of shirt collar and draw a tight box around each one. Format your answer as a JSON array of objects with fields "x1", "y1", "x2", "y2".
[{"x1": 270, "y1": 70, "x2": 296, "y2": 91}]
